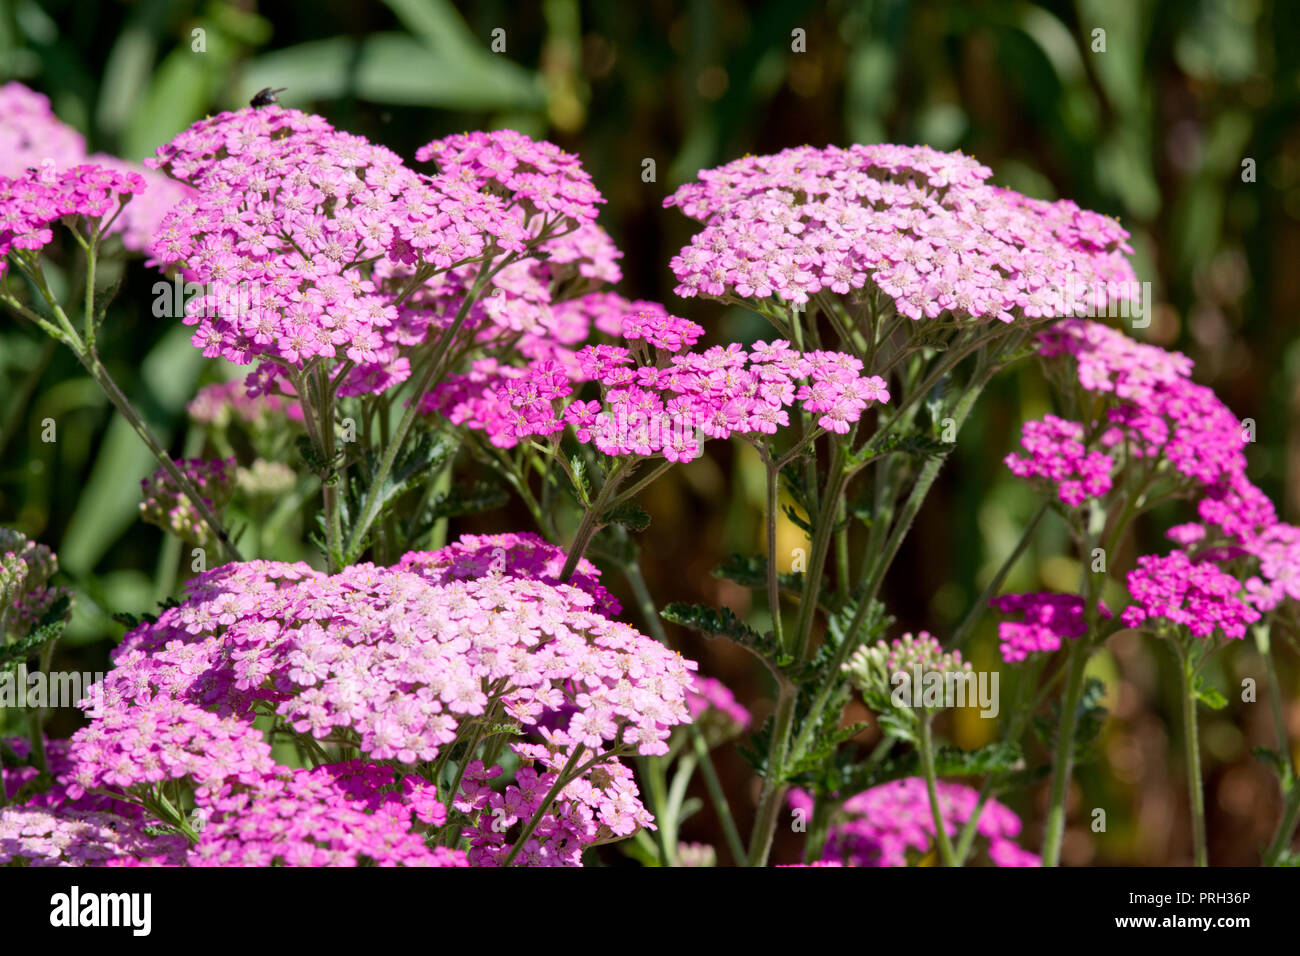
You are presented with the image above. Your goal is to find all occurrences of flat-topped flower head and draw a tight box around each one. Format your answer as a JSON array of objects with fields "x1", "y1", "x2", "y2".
[
  {"x1": 63, "y1": 538, "x2": 694, "y2": 813},
  {"x1": 147, "y1": 105, "x2": 530, "y2": 394},
  {"x1": 0, "y1": 163, "x2": 147, "y2": 274},
  {"x1": 665, "y1": 143, "x2": 1137, "y2": 322},
  {"x1": 1122, "y1": 549, "x2": 1260, "y2": 640},
  {"x1": 1015, "y1": 320, "x2": 1252, "y2": 503},
  {"x1": 1004, "y1": 414, "x2": 1114, "y2": 507},
  {"x1": 425, "y1": 338, "x2": 889, "y2": 460}
]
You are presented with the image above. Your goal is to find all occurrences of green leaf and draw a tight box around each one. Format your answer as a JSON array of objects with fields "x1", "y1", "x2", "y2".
[
  {"x1": 931, "y1": 742, "x2": 1024, "y2": 776},
  {"x1": 1033, "y1": 676, "x2": 1108, "y2": 759},
  {"x1": 788, "y1": 721, "x2": 872, "y2": 775},
  {"x1": 0, "y1": 594, "x2": 70, "y2": 673},
  {"x1": 711, "y1": 553, "x2": 803, "y2": 594},
  {"x1": 661, "y1": 601, "x2": 793, "y2": 673},
  {"x1": 1251, "y1": 746, "x2": 1294, "y2": 789},
  {"x1": 423, "y1": 479, "x2": 508, "y2": 525},
  {"x1": 1193, "y1": 677, "x2": 1229, "y2": 711},
  {"x1": 602, "y1": 500, "x2": 650, "y2": 533},
  {"x1": 569, "y1": 455, "x2": 592, "y2": 506}
]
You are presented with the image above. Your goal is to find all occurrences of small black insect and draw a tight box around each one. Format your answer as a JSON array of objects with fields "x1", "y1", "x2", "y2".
[{"x1": 249, "y1": 87, "x2": 287, "y2": 108}]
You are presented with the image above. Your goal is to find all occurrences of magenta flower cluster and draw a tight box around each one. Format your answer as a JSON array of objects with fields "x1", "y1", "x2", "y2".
[
  {"x1": 191, "y1": 762, "x2": 467, "y2": 867},
  {"x1": 0, "y1": 82, "x2": 189, "y2": 254},
  {"x1": 147, "y1": 108, "x2": 529, "y2": 393},
  {"x1": 1121, "y1": 550, "x2": 1260, "y2": 640},
  {"x1": 1011, "y1": 318, "x2": 1300, "y2": 643},
  {"x1": 1004, "y1": 414, "x2": 1114, "y2": 507},
  {"x1": 989, "y1": 593, "x2": 1112, "y2": 663},
  {"x1": 791, "y1": 779, "x2": 1039, "y2": 867},
  {"x1": 24, "y1": 535, "x2": 696, "y2": 866},
  {"x1": 0, "y1": 163, "x2": 146, "y2": 274}
]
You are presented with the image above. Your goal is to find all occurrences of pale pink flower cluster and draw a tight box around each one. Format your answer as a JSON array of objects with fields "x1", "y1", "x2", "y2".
[{"x1": 665, "y1": 143, "x2": 1137, "y2": 321}]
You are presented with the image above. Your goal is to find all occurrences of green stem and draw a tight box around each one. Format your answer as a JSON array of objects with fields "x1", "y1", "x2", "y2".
[
  {"x1": 1259, "y1": 624, "x2": 1300, "y2": 864},
  {"x1": 1266, "y1": 785, "x2": 1300, "y2": 865},
  {"x1": 745, "y1": 676, "x2": 797, "y2": 866},
  {"x1": 1177, "y1": 642, "x2": 1209, "y2": 866},
  {"x1": 689, "y1": 729, "x2": 747, "y2": 865},
  {"x1": 621, "y1": 558, "x2": 747, "y2": 864},
  {"x1": 502, "y1": 746, "x2": 604, "y2": 866},
  {"x1": 343, "y1": 261, "x2": 495, "y2": 564},
  {"x1": 558, "y1": 462, "x2": 626, "y2": 582},
  {"x1": 919, "y1": 713, "x2": 956, "y2": 865},
  {"x1": 762, "y1": 448, "x2": 785, "y2": 649},
  {"x1": 1041, "y1": 637, "x2": 1087, "y2": 866}
]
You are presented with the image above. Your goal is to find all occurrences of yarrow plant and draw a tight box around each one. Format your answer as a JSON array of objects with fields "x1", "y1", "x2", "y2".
[{"x1": 3, "y1": 82, "x2": 1298, "y2": 870}]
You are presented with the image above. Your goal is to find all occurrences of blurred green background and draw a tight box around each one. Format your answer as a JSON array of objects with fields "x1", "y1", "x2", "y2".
[{"x1": 2, "y1": 0, "x2": 1298, "y2": 865}]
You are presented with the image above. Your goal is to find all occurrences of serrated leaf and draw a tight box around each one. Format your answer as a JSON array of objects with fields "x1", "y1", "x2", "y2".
[
  {"x1": 424, "y1": 480, "x2": 508, "y2": 525},
  {"x1": 932, "y1": 742, "x2": 1024, "y2": 776},
  {"x1": 711, "y1": 553, "x2": 803, "y2": 594},
  {"x1": 570, "y1": 455, "x2": 592, "y2": 506},
  {"x1": 1193, "y1": 677, "x2": 1229, "y2": 711},
  {"x1": 603, "y1": 500, "x2": 650, "y2": 533},
  {"x1": 0, "y1": 595, "x2": 70, "y2": 673},
  {"x1": 662, "y1": 602, "x2": 794, "y2": 677}
]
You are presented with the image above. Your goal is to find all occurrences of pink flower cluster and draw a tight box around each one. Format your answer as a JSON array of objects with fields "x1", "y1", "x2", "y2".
[
  {"x1": 1035, "y1": 319, "x2": 1248, "y2": 494},
  {"x1": 0, "y1": 83, "x2": 191, "y2": 254},
  {"x1": 0, "y1": 163, "x2": 146, "y2": 274},
  {"x1": 989, "y1": 592, "x2": 1111, "y2": 663},
  {"x1": 0, "y1": 805, "x2": 188, "y2": 867},
  {"x1": 665, "y1": 143, "x2": 1136, "y2": 321},
  {"x1": 791, "y1": 779, "x2": 1039, "y2": 867},
  {"x1": 138, "y1": 457, "x2": 235, "y2": 548},
  {"x1": 427, "y1": 330, "x2": 890, "y2": 463},
  {"x1": 415, "y1": 129, "x2": 604, "y2": 226},
  {"x1": 43, "y1": 537, "x2": 694, "y2": 865},
  {"x1": 1243, "y1": 523, "x2": 1300, "y2": 613},
  {"x1": 146, "y1": 107, "x2": 544, "y2": 393},
  {"x1": 190, "y1": 762, "x2": 467, "y2": 867},
  {"x1": 2, "y1": 737, "x2": 139, "y2": 818},
  {"x1": 1004, "y1": 414, "x2": 1114, "y2": 507},
  {"x1": 397, "y1": 530, "x2": 620, "y2": 617},
  {"x1": 1121, "y1": 550, "x2": 1260, "y2": 639},
  {"x1": 455, "y1": 741, "x2": 652, "y2": 866},
  {"x1": 186, "y1": 378, "x2": 304, "y2": 427},
  {"x1": 685, "y1": 675, "x2": 752, "y2": 738},
  {"x1": 1033, "y1": 320, "x2": 1300, "y2": 634}
]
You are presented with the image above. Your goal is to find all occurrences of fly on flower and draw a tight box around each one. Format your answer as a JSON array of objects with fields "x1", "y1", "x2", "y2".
[{"x1": 249, "y1": 87, "x2": 287, "y2": 108}]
